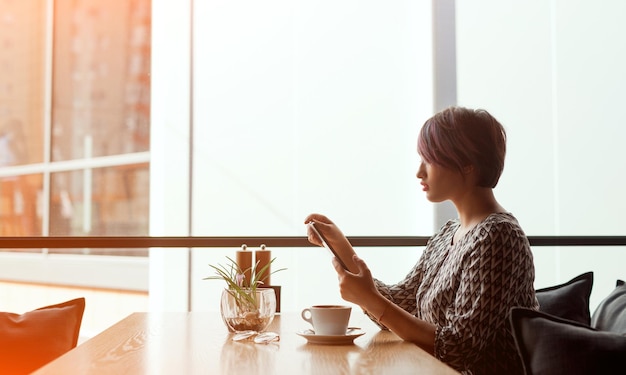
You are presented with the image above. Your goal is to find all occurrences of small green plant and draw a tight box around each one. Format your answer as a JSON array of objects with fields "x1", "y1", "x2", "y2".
[{"x1": 204, "y1": 256, "x2": 285, "y2": 310}]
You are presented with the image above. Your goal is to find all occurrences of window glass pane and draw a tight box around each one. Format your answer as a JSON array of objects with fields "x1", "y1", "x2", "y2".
[
  {"x1": 191, "y1": 1, "x2": 431, "y2": 236},
  {"x1": 0, "y1": 1, "x2": 46, "y2": 164},
  {"x1": 51, "y1": 0, "x2": 151, "y2": 161},
  {"x1": 0, "y1": 175, "x2": 43, "y2": 236},
  {"x1": 49, "y1": 164, "x2": 149, "y2": 256}
]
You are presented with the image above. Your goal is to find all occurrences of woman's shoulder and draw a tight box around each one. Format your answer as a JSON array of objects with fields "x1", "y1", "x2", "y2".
[
  {"x1": 483, "y1": 212, "x2": 523, "y2": 228},
  {"x1": 475, "y1": 212, "x2": 529, "y2": 243},
  {"x1": 441, "y1": 212, "x2": 521, "y2": 230}
]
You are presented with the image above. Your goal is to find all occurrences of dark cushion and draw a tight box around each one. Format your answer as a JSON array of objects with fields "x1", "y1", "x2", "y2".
[
  {"x1": 591, "y1": 279, "x2": 626, "y2": 334},
  {"x1": 535, "y1": 271, "x2": 593, "y2": 325},
  {"x1": 0, "y1": 297, "x2": 86, "y2": 375},
  {"x1": 510, "y1": 307, "x2": 626, "y2": 375}
]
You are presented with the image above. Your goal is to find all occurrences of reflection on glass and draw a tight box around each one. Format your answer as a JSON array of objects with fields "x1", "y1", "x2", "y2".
[
  {"x1": 0, "y1": 0, "x2": 151, "y2": 257},
  {"x1": 49, "y1": 164, "x2": 149, "y2": 256},
  {"x1": 0, "y1": 175, "x2": 43, "y2": 237},
  {"x1": 0, "y1": 119, "x2": 28, "y2": 166},
  {"x1": 0, "y1": 1, "x2": 46, "y2": 164},
  {"x1": 51, "y1": 0, "x2": 151, "y2": 161}
]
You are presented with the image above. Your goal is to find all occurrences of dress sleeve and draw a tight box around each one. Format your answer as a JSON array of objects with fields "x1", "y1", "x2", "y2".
[
  {"x1": 363, "y1": 247, "x2": 429, "y2": 327},
  {"x1": 433, "y1": 221, "x2": 535, "y2": 370},
  {"x1": 374, "y1": 258, "x2": 424, "y2": 315}
]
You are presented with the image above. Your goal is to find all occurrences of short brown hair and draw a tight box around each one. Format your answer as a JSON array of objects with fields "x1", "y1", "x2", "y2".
[{"x1": 417, "y1": 106, "x2": 506, "y2": 188}]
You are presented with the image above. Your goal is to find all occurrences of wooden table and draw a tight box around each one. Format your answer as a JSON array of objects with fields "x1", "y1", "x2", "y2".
[{"x1": 33, "y1": 312, "x2": 460, "y2": 375}]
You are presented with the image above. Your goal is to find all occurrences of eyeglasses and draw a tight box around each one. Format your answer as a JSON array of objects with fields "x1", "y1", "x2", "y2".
[{"x1": 231, "y1": 330, "x2": 280, "y2": 344}]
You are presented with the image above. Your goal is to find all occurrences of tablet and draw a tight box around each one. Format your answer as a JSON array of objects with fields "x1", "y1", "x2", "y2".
[{"x1": 306, "y1": 221, "x2": 349, "y2": 270}]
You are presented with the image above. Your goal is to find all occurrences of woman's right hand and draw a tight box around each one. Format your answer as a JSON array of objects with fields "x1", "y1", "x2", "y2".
[
  {"x1": 304, "y1": 213, "x2": 358, "y2": 272},
  {"x1": 304, "y1": 213, "x2": 340, "y2": 247}
]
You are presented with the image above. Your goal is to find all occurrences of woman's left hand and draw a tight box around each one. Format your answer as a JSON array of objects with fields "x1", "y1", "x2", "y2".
[{"x1": 332, "y1": 254, "x2": 381, "y2": 308}]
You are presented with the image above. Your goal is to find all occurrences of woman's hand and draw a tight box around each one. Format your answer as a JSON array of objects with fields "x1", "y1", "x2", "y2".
[
  {"x1": 332, "y1": 254, "x2": 382, "y2": 310},
  {"x1": 303, "y1": 213, "x2": 358, "y2": 272},
  {"x1": 304, "y1": 213, "x2": 341, "y2": 246}
]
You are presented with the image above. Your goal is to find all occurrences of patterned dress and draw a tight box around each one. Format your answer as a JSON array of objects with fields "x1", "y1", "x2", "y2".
[{"x1": 372, "y1": 213, "x2": 539, "y2": 375}]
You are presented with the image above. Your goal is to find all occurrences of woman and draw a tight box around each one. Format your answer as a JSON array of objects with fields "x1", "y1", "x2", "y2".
[{"x1": 305, "y1": 106, "x2": 538, "y2": 375}]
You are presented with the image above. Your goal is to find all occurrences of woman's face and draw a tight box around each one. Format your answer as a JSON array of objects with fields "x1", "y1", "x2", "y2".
[{"x1": 416, "y1": 160, "x2": 466, "y2": 203}]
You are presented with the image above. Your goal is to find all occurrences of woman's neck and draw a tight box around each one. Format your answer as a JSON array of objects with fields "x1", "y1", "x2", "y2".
[
  {"x1": 451, "y1": 190, "x2": 504, "y2": 245},
  {"x1": 453, "y1": 187, "x2": 505, "y2": 230}
]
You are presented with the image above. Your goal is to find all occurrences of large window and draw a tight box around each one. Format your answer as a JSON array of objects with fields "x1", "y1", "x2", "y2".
[
  {"x1": 0, "y1": 0, "x2": 151, "y2": 256},
  {"x1": 3, "y1": 0, "x2": 624, "y2": 316}
]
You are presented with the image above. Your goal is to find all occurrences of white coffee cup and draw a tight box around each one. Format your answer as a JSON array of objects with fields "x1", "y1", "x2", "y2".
[{"x1": 301, "y1": 305, "x2": 351, "y2": 335}]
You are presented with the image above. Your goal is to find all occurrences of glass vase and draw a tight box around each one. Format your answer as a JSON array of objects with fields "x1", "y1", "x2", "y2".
[{"x1": 220, "y1": 288, "x2": 276, "y2": 333}]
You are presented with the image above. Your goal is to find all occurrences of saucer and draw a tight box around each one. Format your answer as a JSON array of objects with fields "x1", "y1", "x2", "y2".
[{"x1": 296, "y1": 328, "x2": 365, "y2": 345}]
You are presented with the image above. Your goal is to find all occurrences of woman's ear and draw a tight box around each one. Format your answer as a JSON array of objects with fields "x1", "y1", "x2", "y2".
[{"x1": 462, "y1": 164, "x2": 474, "y2": 175}]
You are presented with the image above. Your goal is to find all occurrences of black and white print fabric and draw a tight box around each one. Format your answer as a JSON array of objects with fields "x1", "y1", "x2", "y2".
[{"x1": 373, "y1": 213, "x2": 538, "y2": 375}]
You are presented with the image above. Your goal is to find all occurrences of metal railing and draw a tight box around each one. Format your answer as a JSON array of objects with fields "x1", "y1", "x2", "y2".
[{"x1": 1, "y1": 235, "x2": 626, "y2": 249}]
